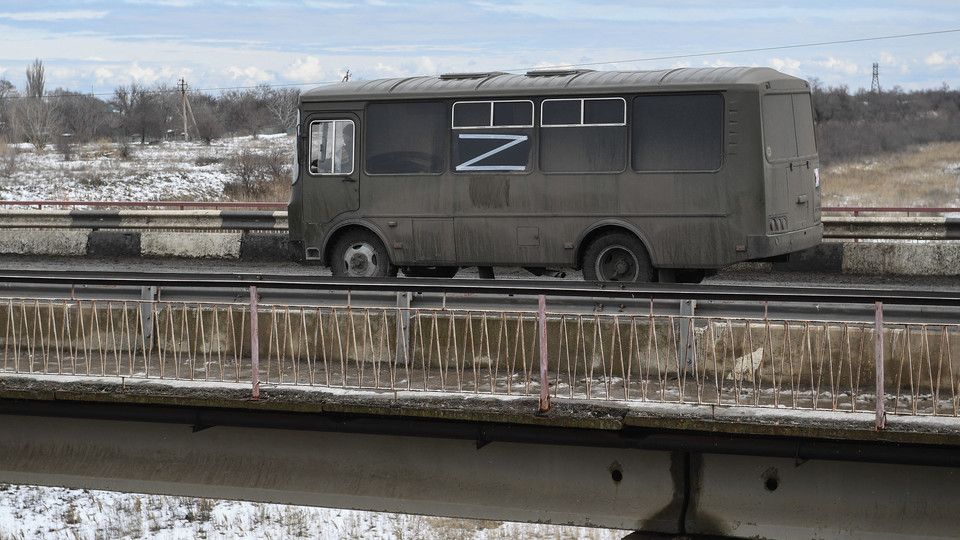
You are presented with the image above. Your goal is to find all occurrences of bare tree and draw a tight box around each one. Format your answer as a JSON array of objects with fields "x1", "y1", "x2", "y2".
[
  {"x1": 112, "y1": 83, "x2": 162, "y2": 144},
  {"x1": 13, "y1": 59, "x2": 59, "y2": 152},
  {"x1": 192, "y1": 100, "x2": 224, "y2": 145},
  {"x1": 55, "y1": 90, "x2": 110, "y2": 144},
  {"x1": 220, "y1": 86, "x2": 272, "y2": 137},
  {"x1": 0, "y1": 79, "x2": 16, "y2": 138},
  {"x1": 267, "y1": 87, "x2": 300, "y2": 134}
]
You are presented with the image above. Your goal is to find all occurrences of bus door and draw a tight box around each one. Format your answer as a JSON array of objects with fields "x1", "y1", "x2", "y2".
[
  {"x1": 302, "y1": 113, "x2": 360, "y2": 239},
  {"x1": 762, "y1": 93, "x2": 818, "y2": 233}
]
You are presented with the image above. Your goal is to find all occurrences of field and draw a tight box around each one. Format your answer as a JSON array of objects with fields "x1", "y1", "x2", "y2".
[
  {"x1": 0, "y1": 484, "x2": 617, "y2": 539},
  {"x1": 0, "y1": 135, "x2": 293, "y2": 203},
  {"x1": 820, "y1": 141, "x2": 960, "y2": 207}
]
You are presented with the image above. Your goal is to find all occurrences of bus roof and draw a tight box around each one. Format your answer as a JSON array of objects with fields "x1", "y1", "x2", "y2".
[{"x1": 301, "y1": 67, "x2": 806, "y2": 103}]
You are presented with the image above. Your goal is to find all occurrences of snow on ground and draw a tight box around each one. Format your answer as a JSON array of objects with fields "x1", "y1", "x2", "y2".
[
  {"x1": 0, "y1": 135, "x2": 292, "y2": 202},
  {"x1": 0, "y1": 484, "x2": 619, "y2": 540}
]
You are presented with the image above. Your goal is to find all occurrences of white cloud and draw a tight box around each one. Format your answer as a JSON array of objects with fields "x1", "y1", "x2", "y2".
[
  {"x1": 285, "y1": 56, "x2": 325, "y2": 82},
  {"x1": 768, "y1": 57, "x2": 802, "y2": 75},
  {"x1": 94, "y1": 67, "x2": 114, "y2": 83},
  {"x1": 925, "y1": 52, "x2": 946, "y2": 66},
  {"x1": 0, "y1": 10, "x2": 108, "y2": 21},
  {"x1": 304, "y1": 1, "x2": 355, "y2": 9},
  {"x1": 226, "y1": 66, "x2": 274, "y2": 83},
  {"x1": 702, "y1": 59, "x2": 735, "y2": 68},
  {"x1": 124, "y1": 0, "x2": 197, "y2": 6},
  {"x1": 816, "y1": 57, "x2": 858, "y2": 76}
]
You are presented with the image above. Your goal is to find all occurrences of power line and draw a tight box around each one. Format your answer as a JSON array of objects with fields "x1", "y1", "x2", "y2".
[
  {"x1": 499, "y1": 27, "x2": 960, "y2": 72},
  {"x1": 1, "y1": 26, "x2": 958, "y2": 100}
]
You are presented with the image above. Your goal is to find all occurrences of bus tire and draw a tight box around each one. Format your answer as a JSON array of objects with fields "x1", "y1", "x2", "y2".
[
  {"x1": 403, "y1": 266, "x2": 459, "y2": 278},
  {"x1": 330, "y1": 230, "x2": 397, "y2": 278},
  {"x1": 582, "y1": 232, "x2": 655, "y2": 283}
]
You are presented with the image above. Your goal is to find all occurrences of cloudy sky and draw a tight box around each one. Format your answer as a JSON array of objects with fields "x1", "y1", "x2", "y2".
[{"x1": 0, "y1": 0, "x2": 958, "y2": 94}]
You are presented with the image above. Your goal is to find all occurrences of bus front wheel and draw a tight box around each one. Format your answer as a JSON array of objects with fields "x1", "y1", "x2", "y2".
[
  {"x1": 330, "y1": 230, "x2": 397, "y2": 278},
  {"x1": 582, "y1": 233, "x2": 655, "y2": 283}
]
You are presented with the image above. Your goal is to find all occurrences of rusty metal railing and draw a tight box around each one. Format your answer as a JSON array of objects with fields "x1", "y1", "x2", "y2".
[
  {"x1": 0, "y1": 200, "x2": 287, "y2": 210},
  {"x1": 2, "y1": 292, "x2": 958, "y2": 423}
]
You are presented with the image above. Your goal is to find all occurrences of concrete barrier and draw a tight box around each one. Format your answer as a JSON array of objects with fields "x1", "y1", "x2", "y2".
[{"x1": 776, "y1": 241, "x2": 960, "y2": 276}]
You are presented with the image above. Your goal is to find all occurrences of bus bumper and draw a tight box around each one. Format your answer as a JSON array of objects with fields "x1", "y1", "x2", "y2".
[{"x1": 746, "y1": 223, "x2": 823, "y2": 259}]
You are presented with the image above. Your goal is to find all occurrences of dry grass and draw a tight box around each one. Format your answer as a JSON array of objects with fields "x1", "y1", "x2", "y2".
[{"x1": 822, "y1": 141, "x2": 960, "y2": 207}]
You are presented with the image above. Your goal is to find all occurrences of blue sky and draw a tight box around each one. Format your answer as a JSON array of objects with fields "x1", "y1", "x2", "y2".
[{"x1": 0, "y1": 0, "x2": 958, "y2": 94}]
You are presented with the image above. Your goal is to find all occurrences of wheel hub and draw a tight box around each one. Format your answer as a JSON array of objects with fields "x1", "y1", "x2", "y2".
[
  {"x1": 342, "y1": 243, "x2": 378, "y2": 277},
  {"x1": 596, "y1": 245, "x2": 640, "y2": 282}
]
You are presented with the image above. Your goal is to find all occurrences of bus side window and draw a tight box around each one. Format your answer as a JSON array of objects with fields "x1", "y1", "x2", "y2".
[{"x1": 309, "y1": 119, "x2": 355, "y2": 175}]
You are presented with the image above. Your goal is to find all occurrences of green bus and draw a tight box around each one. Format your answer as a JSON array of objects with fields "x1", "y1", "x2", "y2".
[{"x1": 288, "y1": 67, "x2": 821, "y2": 281}]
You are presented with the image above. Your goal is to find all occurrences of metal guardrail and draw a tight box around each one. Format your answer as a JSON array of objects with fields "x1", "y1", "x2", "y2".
[
  {"x1": 1, "y1": 272, "x2": 960, "y2": 427},
  {"x1": 0, "y1": 200, "x2": 287, "y2": 210},
  {"x1": 0, "y1": 209, "x2": 955, "y2": 240},
  {"x1": 823, "y1": 206, "x2": 960, "y2": 215},
  {"x1": 0, "y1": 209, "x2": 287, "y2": 231}
]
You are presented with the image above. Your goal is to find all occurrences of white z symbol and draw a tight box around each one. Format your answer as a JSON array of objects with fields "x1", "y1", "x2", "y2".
[{"x1": 455, "y1": 133, "x2": 528, "y2": 172}]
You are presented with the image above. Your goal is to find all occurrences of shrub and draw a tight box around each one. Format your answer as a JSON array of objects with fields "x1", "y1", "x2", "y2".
[
  {"x1": 223, "y1": 147, "x2": 292, "y2": 200},
  {"x1": 0, "y1": 137, "x2": 17, "y2": 176}
]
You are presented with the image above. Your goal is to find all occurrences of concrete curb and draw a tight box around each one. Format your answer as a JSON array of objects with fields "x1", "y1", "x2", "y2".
[{"x1": 0, "y1": 228, "x2": 290, "y2": 261}]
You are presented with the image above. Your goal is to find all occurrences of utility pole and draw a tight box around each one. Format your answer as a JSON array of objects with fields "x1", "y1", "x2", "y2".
[
  {"x1": 871, "y1": 63, "x2": 881, "y2": 94},
  {"x1": 178, "y1": 78, "x2": 189, "y2": 141}
]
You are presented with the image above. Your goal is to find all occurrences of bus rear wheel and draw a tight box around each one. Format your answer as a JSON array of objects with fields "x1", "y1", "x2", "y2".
[
  {"x1": 331, "y1": 230, "x2": 397, "y2": 278},
  {"x1": 582, "y1": 233, "x2": 655, "y2": 283}
]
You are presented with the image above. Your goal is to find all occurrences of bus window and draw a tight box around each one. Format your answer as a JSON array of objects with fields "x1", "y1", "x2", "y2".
[
  {"x1": 453, "y1": 100, "x2": 533, "y2": 128},
  {"x1": 632, "y1": 94, "x2": 723, "y2": 172},
  {"x1": 366, "y1": 102, "x2": 446, "y2": 175},
  {"x1": 541, "y1": 97, "x2": 626, "y2": 173},
  {"x1": 793, "y1": 94, "x2": 817, "y2": 157},
  {"x1": 762, "y1": 93, "x2": 816, "y2": 161},
  {"x1": 452, "y1": 100, "x2": 533, "y2": 173},
  {"x1": 309, "y1": 119, "x2": 354, "y2": 175}
]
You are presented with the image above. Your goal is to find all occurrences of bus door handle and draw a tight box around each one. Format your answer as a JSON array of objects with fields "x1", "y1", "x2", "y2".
[
  {"x1": 797, "y1": 195, "x2": 808, "y2": 205},
  {"x1": 342, "y1": 177, "x2": 357, "y2": 183}
]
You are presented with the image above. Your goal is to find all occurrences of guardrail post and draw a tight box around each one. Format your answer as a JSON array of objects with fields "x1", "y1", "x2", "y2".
[
  {"x1": 875, "y1": 301, "x2": 885, "y2": 430},
  {"x1": 250, "y1": 285, "x2": 260, "y2": 400},
  {"x1": 679, "y1": 299, "x2": 697, "y2": 371},
  {"x1": 538, "y1": 295, "x2": 550, "y2": 413},
  {"x1": 396, "y1": 292, "x2": 412, "y2": 367}
]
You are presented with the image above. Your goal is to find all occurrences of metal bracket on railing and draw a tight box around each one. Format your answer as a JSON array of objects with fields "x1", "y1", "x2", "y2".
[
  {"x1": 538, "y1": 295, "x2": 551, "y2": 413},
  {"x1": 250, "y1": 285, "x2": 260, "y2": 400},
  {"x1": 875, "y1": 301, "x2": 885, "y2": 430}
]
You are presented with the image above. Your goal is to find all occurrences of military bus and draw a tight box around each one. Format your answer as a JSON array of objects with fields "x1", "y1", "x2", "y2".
[{"x1": 288, "y1": 67, "x2": 821, "y2": 282}]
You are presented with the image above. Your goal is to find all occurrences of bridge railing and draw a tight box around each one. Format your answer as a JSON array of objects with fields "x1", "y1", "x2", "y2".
[{"x1": 1, "y1": 291, "x2": 956, "y2": 425}]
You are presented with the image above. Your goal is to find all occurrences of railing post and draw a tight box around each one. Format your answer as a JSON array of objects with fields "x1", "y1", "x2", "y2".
[
  {"x1": 537, "y1": 295, "x2": 550, "y2": 413},
  {"x1": 250, "y1": 285, "x2": 260, "y2": 400},
  {"x1": 875, "y1": 301, "x2": 885, "y2": 430},
  {"x1": 139, "y1": 286, "x2": 157, "y2": 350},
  {"x1": 679, "y1": 299, "x2": 697, "y2": 371},
  {"x1": 395, "y1": 292, "x2": 412, "y2": 367}
]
